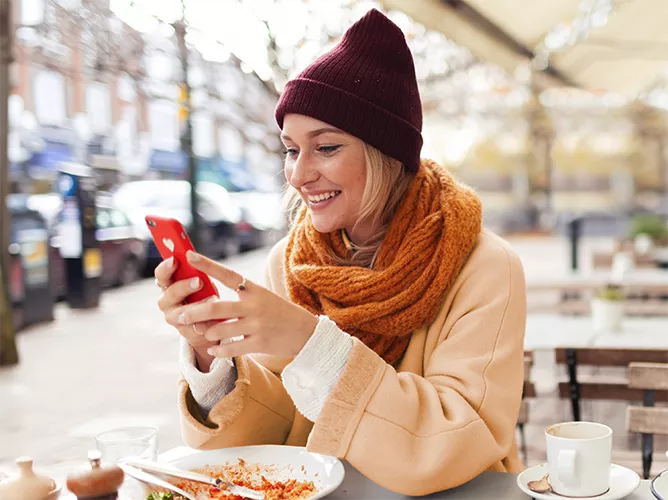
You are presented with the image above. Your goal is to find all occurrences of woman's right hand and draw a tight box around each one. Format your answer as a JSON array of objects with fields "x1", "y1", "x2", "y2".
[{"x1": 155, "y1": 257, "x2": 218, "y2": 371}]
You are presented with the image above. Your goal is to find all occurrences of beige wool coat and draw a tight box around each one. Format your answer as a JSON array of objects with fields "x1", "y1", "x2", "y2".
[{"x1": 177, "y1": 227, "x2": 527, "y2": 496}]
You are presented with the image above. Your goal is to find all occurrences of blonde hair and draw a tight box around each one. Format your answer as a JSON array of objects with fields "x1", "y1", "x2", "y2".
[{"x1": 283, "y1": 143, "x2": 415, "y2": 268}]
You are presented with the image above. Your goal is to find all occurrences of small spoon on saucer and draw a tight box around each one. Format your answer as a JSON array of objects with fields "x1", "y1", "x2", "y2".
[{"x1": 528, "y1": 473, "x2": 552, "y2": 494}]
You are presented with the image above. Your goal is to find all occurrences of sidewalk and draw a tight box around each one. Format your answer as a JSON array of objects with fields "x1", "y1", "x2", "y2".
[{"x1": 0, "y1": 248, "x2": 270, "y2": 479}]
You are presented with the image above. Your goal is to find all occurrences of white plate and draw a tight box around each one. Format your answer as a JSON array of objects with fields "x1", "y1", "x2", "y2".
[
  {"x1": 167, "y1": 445, "x2": 345, "y2": 500},
  {"x1": 517, "y1": 462, "x2": 640, "y2": 500},
  {"x1": 652, "y1": 468, "x2": 668, "y2": 500}
]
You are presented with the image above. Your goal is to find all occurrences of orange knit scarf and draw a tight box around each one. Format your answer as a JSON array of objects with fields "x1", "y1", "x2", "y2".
[{"x1": 284, "y1": 159, "x2": 483, "y2": 365}]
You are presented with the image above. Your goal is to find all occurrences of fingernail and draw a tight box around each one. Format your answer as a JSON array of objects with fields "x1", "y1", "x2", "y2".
[
  {"x1": 177, "y1": 313, "x2": 186, "y2": 324},
  {"x1": 187, "y1": 251, "x2": 200, "y2": 262},
  {"x1": 189, "y1": 277, "x2": 200, "y2": 289},
  {"x1": 165, "y1": 256, "x2": 174, "y2": 267},
  {"x1": 207, "y1": 347, "x2": 216, "y2": 356}
]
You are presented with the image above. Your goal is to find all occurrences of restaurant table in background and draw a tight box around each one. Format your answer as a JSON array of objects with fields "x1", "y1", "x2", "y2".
[
  {"x1": 525, "y1": 269, "x2": 668, "y2": 294},
  {"x1": 524, "y1": 313, "x2": 668, "y2": 351}
]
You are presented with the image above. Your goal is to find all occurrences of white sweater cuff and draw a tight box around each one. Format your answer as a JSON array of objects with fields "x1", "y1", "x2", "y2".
[
  {"x1": 179, "y1": 337, "x2": 237, "y2": 418},
  {"x1": 281, "y1": 316, "x2": 353, "y2": 422}
]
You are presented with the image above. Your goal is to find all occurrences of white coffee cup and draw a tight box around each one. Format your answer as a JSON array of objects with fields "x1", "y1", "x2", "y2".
[{"x1": 545, "y1": 421, "x2": 613, "y2": 497}]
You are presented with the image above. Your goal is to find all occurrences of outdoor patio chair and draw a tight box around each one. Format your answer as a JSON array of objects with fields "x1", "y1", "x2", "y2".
[
  {"x1": 626, "y1": 362, "x2": 668, "y2": 479},
  {"x1": 554, "y1": 348, "x2": 668, "y2": 422}
]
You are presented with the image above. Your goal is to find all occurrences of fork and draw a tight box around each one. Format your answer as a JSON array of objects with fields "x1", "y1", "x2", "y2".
[{"x1": 122, "y1": 458, "x2": 265, "y2": 500}]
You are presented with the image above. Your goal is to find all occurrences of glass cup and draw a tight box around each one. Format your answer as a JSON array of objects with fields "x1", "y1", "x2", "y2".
[{"x1": 94, "y1": 426, "x2": 159, "y2": 463}]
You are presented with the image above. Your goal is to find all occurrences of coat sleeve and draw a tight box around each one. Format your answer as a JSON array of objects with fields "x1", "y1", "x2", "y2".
[
  {"x1": 178, "y1": 242, "x2": 298, "y2": 449},
  {"x1": 303, "y1": 240, "x2": 527, "y2": 496}
]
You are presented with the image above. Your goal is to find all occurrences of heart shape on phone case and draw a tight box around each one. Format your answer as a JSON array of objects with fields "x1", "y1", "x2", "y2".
[{"x1": 162, "y1": 238, "x2": 175, "y2": 253}]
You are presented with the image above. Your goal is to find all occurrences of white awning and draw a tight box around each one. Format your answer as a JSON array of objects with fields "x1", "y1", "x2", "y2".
[{"x1": 380, "y1": 0, "x2": 668, "y2": 96}]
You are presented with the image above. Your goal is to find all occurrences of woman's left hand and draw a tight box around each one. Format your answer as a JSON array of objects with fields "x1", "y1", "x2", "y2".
[{"x1": 177, "y1": 251, "x2": 319, "y2": 358}]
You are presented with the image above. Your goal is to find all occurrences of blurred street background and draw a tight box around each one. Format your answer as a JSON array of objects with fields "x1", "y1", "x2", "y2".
[
  {"x1": 2, "y1": 0, "x2": 668, "y2": 486},
  {"x1": 0, "y1": 247, "x2": 270, "y2": 481}
]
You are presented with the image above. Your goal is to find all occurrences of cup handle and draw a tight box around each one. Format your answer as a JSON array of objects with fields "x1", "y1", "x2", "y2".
[{"x1": 557, "y1": 449, "x2": 579, "y2": 487}]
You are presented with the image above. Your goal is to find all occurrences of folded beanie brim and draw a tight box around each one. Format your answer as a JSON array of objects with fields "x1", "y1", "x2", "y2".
[{"x1": 275, "y1": 78, "x2": 422, "y2": 172}]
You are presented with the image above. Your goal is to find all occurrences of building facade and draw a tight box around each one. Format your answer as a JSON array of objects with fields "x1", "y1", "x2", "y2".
[{"x1": 9, "y1": 0, "x2": 282, "y2": 195}]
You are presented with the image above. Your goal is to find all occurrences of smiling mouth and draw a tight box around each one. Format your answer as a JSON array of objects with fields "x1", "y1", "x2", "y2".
[{"x1": 306, "y1": 190, "x2": 341, "y2": 204}]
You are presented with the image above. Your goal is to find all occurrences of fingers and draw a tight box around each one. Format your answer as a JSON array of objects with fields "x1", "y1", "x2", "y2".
[
  {"x1": 154, "y1": 257, "x2": 176, "y2": 287},
  {"x1": 208, "y1": 335, "x2": 257, "y2": 359},
  {"x1": 186, "y1": 251, "x2": 251, "y2": 292},
  {"x1": 157, "y1": 276, "x2": 205, "y2": 312},
  {"x1": 192, "y1": 320, "x2": 218, "y2": 336},
  {"x1": 179, "y1": 299, "x2": 248, "y2": 325},
  {"x1": 202, "y1": 318, "x2": 251, "y2": 342},
  {"x1": 164, "y1": 296, "x2": 215, "y2": 324}
]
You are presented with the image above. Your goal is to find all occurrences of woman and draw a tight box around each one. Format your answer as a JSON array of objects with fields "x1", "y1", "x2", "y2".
[{"x1": 155, "y1": 9, "x2": 527, "y2": 496}]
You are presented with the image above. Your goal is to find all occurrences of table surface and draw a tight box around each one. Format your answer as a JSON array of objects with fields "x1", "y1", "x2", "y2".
[
  {"x1": 107, "y1": 447, "x2": 651, "y2": 500},
  {"x1": 525, "y1": 313, "x2": 668, "y2": 351},
  {"x1": 116, "y1": 461, "x2": 654, "y2": 500},
  {"x1": 325, "y1": 462, "x2": 654, "y2": 499},
  {"x1": 105, "y1": 465, "x2": 654, "y2": 500}
]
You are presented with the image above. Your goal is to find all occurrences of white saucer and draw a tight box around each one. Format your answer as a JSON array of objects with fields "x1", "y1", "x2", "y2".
[
  {"x1": 517, "y1": 463, "x2": 640, "y2": 500},
  {"x1": 652, "y1": 468, "x2": 668, "y2": 500}
]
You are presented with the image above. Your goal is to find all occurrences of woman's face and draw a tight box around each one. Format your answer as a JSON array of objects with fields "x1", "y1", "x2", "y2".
[{"x1": 282, "y1": 114, "x2": 368, "y2": 239}]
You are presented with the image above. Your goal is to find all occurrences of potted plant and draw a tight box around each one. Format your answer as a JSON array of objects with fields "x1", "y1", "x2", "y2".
[
  {"x1": 629, "y1": 214, "x2": 668, "y2": 252},
  {"x1": 591, "y1": 284, "x2": 625, "y2": 332}
]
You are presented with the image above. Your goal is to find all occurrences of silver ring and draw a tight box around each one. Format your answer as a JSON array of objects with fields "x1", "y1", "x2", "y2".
[
  {"x1": 236, "y1": 276, "x2": 247, "y2": 293},
  {"x1": 193, "y1": 324, "x2": 202, "y2": 335}
]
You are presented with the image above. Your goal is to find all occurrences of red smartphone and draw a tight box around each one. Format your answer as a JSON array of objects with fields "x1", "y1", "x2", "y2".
[{"x1": 145, "y1": 215, "x2": 218, "y2": 303}]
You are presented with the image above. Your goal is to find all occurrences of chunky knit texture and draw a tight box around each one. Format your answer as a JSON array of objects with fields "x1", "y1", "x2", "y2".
[
  {"x1": 274, "y1": 8, "x2": 423, "y2": 172},
  {"x1": 284, "y1": 160, "x2": 483, "y2": 365}
]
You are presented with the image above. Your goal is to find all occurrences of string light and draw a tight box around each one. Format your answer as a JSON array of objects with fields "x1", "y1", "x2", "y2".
[{"x1": 533, "y1": 0, "x2": 620, "y2": 70}]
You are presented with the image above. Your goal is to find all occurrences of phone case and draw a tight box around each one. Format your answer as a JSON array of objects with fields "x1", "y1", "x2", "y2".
[{"x1": 145, "y1": 215, "x2": 218, "y2": 303}]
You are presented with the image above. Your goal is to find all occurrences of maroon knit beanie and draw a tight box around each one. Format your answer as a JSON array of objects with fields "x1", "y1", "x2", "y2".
[{"x1": 275, "y1": 9, "x2": 423, "y2": 172}]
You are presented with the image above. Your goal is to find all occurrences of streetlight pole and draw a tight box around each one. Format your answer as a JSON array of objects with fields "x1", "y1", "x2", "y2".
[
  {"x1": 0, "y1": 0, "x2": 19, "y2": 365},
  {"x1": 174, "y1": 13, "x2": 199, "y2": 249}
]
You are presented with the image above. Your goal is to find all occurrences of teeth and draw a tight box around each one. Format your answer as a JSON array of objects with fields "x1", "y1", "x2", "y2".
[{"x1": 308, "y1": 191, "x2": 339, "y2": 203}]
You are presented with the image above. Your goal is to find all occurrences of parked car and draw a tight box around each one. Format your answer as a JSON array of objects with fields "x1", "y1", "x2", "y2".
[
  {"x1": 213, "y1": 170, "x2": 288, "y2": 250},
  {"x1": 24, "y1": 192, "x2": 63, "y2": 228},
  {"x1": 49, "y1": 199, "x2": 147, "y2": 297},
  {"x1": 112, "y1": 180, "x2": 245, "y2": 269},
  {"x1": 229, "y1": 190, "x2": 287, "y2": 250},
  {"x1": 6, "y1": 196, "x2": 48, "y2": 328},
  {"x1": 8, "y1": 194, "x2": 146, "y2": 303}
]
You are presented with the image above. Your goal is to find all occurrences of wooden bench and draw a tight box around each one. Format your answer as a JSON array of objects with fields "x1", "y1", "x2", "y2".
[
  {"x1": 555, "y1": 348, "x2": 668, "y2": 422},
  {"x1": 592, "y1": 251, "x2": 657, "y2": 270},
  {"x1": 626, "y1": 362, "x2": 668, "y2": 479}
]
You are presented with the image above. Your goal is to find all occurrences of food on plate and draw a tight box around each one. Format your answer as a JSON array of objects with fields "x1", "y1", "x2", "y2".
[
  {"x1": 146, "y1": 493, "x2": 185, "y2": 500},
  {"x1": 170, "y1": 459, "x2": 317, "y2": 500}
]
